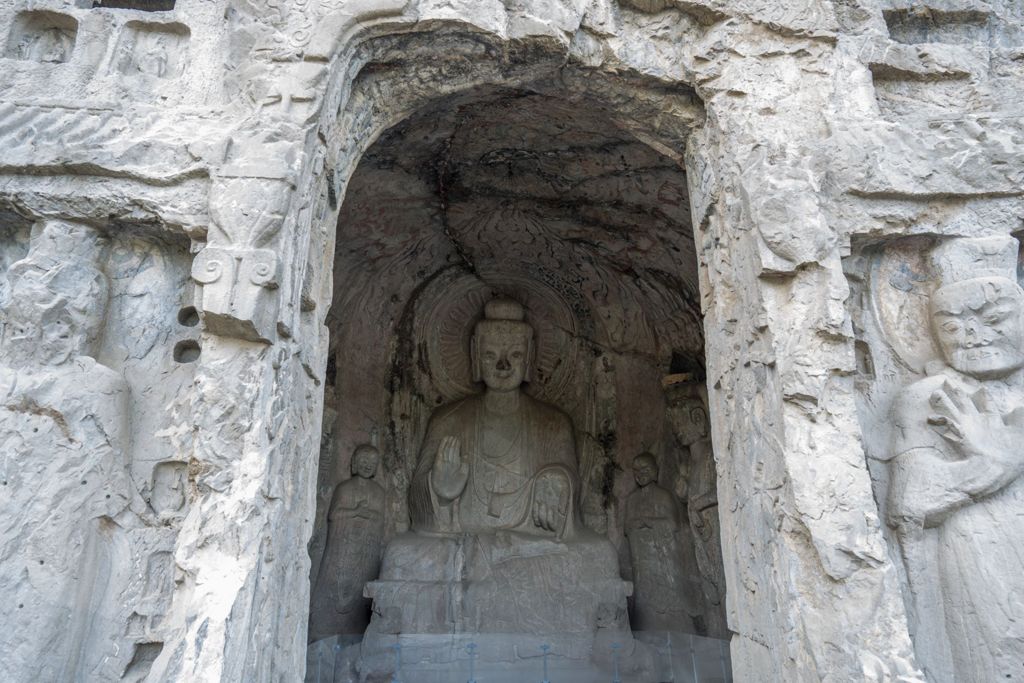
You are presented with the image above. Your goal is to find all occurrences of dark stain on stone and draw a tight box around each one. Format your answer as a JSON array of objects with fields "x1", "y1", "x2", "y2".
[{"x1": 4, "y1": 397, "x2": 75, "y2": 443}]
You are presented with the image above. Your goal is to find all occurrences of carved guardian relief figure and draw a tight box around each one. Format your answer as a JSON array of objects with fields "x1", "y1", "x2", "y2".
[
  {"x1": 0, "y1": 221, "x2": 133, "y2": 680},
  {"x1": 886, "y1": 235, "x2": 1024, "y2": 682}
]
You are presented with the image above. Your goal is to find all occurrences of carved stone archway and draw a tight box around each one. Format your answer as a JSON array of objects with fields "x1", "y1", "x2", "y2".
[
  {"x1": 159, "y1": 6, "x2": 923, "y2": 680},
  {"x1": 3, "y1": 1, "x2": 981, "y2": 681}
]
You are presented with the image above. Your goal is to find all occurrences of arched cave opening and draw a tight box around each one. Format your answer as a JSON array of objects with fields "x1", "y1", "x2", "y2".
[{"x1": 306, "y1": 84, "x2": 732, "y2": 683}]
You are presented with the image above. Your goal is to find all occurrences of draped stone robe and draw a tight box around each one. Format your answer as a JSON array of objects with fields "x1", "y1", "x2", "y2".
[
  {"x1": 889, "y1": 366, "x2": 1024, "y2": 683},
  {"x1": 408, "y1": 392, "x2": 579, "y2": 536},
  {"x1": 0, "y1": 358, "x2": 132, "y2": 681},
  {"x1": 309, "y1": 476, "x2": 385, "y2": 640},
  {"x1": 624, "y1": 483, "x2": 699, "y2": 632},
  {"x1": 366, "y1": 391, "x2": 629, "y2": 641}
]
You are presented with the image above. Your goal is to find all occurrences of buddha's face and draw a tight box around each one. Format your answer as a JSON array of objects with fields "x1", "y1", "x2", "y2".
[
  {"x1": 633, "y1": 456, "x2": 658, "y2": 487},
  {"x1": 931, "y1": 278, "x2": 1024, "y2": 380},
  {"x1": 352, "y1": 450, "x2": 379, "y2": 479},
  {"x1": 475, "y1": 331, "x2": 529, "y2": 392}
]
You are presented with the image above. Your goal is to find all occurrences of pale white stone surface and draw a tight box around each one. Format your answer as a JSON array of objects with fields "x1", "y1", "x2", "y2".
[{"x1": 0, "y1": 0, "x2": 1020, "y2": 681}]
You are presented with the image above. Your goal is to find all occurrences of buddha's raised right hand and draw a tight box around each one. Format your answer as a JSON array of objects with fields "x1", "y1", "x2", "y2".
[{"x1": 432, "y1": 435, "x2": 469, "y2": 502}]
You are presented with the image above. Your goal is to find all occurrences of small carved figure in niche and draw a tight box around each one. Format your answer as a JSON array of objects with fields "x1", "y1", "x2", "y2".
[
  {"x1": 18, "y1": 27, "x2": 73, "y2": 63},
  {"x1": 134, "y1": 33, "x2": 169, "y2": 78},
  {"x1": 150, "y1": 461, "x2": 188, "y2": 521},
  {"x1": 624, "y1": 453, "x2": 700, "y2": 632},
  {"x1": 887, "y1": 235, "x2": 1024, "y2": 683},
  {"x1": 308, "y1": 445, "x2": 386, "y2": 641},
  {"x1": 115, "y1": 26, "x2": 187, "y2": 81},
  {"x1": 0, "y1": 221, "x2": 134, "y2": 680},
  {"x1": 667, "y1": 383, "x2": 728, "y2": 638}
]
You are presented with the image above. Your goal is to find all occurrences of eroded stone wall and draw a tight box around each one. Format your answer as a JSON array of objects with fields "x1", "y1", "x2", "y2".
[
  {"x1": 0, "y1": 217, "x2": 196, "y2": 681},
  {"x1": 0, "y1": 0, "x2": 1021, "y2": 681}
]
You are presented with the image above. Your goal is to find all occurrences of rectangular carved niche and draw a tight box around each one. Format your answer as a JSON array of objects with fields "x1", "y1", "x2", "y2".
[
  {"x1": 5, "y1": 11, "x2": 78, "y2": 64},
  {"x1": 883, "y1": 6, "x2": 990, "y2": 45},
  {"x1": 91, "y1": 0, "x2": 176, "y2": 10},
  {"x1": 112, "y1": 21, "x2": 189, "y2": 79}
]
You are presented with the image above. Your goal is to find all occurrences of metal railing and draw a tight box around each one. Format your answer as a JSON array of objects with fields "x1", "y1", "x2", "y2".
[{"x1": 306, "y1": 631, "x2": 732, "y2": 683}]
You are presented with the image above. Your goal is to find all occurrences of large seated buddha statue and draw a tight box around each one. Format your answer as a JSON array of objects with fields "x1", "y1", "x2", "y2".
[{"x1": 364, "y1": 298, "x2": 630, "y2": 653}]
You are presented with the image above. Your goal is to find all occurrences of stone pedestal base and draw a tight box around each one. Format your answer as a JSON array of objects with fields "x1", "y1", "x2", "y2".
[
  {"x1": 308, "y1": 631, "x2": 732, "y2": 683},
  {"x1": 357, "y1": 632, "x2": 653, "y2": 683},
  {"x1": 357, "y1": 530, "x2": 636, "y2": 680},
  {"x1": 365, "y1": 530, "x2": 630, "y2": 632}
]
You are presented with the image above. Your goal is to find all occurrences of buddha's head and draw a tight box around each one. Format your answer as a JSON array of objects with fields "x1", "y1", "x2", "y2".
[
  {"x1": 632, "y1": 452, "x2": 658, "y2": 488},
  {"x1": 471, "y1": 297, "x2": 535, "y2": 392},
  {"x1": 929, "y1": 236, "x2": 1024, "y2": 380},
  {"x1": 351, "y1": 445, "x2": 380, "y2": 479}
]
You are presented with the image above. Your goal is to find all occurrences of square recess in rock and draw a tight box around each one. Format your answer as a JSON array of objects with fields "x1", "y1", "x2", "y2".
[
  {"x1": 5, "y1": 11, "x2": 78, "y2": 64},
  {"x1": 91, "y1": 0, "x2": 176, "y2": 10},
  {"x1": 112, "y1": 21, "x2": 189, "y2": 79}
]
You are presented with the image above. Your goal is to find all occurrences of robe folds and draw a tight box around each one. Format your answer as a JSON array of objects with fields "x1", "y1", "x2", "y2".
[
  {"x1": 408, "y1": 392, "x2": 580, "y2": 536},
  {"x1": 889, "y1": 366, "x2": 1024, "y2": 683}
]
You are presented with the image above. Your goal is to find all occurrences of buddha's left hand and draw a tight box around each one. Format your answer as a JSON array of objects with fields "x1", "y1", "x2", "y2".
[{"x1": 533, "y1": 472, "x2": 569, "y2": 533}]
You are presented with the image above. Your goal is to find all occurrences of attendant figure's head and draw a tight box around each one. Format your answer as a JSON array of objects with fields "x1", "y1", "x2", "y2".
[
  {"x1": 930, "y1": 236, "x2": 1024, "y2": 380},
  {"x1": 471, "y1": 297, "x2": 535, "y2": 392},
  {"x1": 351, "y1": 445, "x2": 380, "y2": 479},
  {"x1": 632, "y1": 453, "x2": 659, "y2": 488},
  {"x1": 666, "y1": 382, "x2": 710, "y2": 447}
]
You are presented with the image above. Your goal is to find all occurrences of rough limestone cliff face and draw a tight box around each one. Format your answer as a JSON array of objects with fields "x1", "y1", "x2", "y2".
[{"x1": 0, "y1": 0, "x2": 1022, "y2": 681}]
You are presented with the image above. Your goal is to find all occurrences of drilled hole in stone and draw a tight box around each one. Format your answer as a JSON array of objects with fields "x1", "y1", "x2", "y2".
[
  {"x1": 177, "y1": 306, "x2": 199, "y2": 327},
  {"x1": 173, "y1": 340, "x2": 200, "y2": 364}
]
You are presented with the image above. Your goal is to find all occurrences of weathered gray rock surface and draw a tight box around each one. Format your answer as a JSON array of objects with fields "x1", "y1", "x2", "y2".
[{"x1": 0, "y1": 0, "x2": 1022, "y2": 681}]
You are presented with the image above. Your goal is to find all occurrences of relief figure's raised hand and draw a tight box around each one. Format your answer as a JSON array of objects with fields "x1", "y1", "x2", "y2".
[
  {"x1": 928, "y1": 381, "x2": 1024, "y2": 494},
  {"x1": 431, "y1": 435, "x2": 469, "y2": 502}
]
